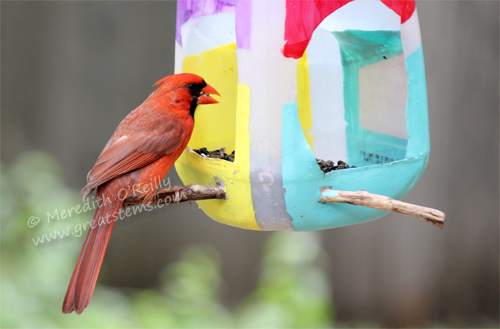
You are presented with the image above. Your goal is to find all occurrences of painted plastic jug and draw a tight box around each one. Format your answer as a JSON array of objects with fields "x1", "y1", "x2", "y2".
[{"x1": 174, "y1": 0, "x2": 429, "y2": 231}]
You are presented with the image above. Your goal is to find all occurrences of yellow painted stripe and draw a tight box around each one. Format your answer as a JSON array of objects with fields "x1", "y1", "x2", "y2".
[
  {"x1": 182, "y1": 43, "x2": 238, "y2": 152},
  {"x1": 175, "y1": 43, "x2": 259, "y2": 230},
  {"x1": 297, "y1": 50, "x2": 314, "y2": 150}
]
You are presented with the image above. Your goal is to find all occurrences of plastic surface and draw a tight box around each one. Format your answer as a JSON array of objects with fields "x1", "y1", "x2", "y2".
[{"x1": 174, "y1": 0, "x2": 429, "y2": 231}]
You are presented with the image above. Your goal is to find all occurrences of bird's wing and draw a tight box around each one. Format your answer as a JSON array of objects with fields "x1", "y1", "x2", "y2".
[{"x1": 81, "y1": 122, "x2": 184, "y2": 199}]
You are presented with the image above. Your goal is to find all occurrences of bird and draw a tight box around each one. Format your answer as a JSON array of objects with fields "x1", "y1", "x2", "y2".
[{"x1": 62, "y1": 73, "x2": 220, "y2": 314}]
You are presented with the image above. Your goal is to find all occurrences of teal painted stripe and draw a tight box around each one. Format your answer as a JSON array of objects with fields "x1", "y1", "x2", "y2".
[
  {"x1": 403, "y1": 45, "x2": 430, "y2": 188},
  {"x1": 281, "y1": 42, "x2": 429, "y2": 231},
  {"x1": 333, "y1": 30, "x2": 404, "y2": 67},
  {"x1": 282, "y1": 103, "x2": 428, "y2": 231},
  {"x1": 334, "y1": 30, "x2": 408, "y2": 167},
  {"x1": 405, "y1": 45, "x2": 430, "y2": 159}
]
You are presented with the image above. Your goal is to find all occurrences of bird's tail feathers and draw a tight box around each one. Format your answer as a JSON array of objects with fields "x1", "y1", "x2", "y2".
[{"x1": 62, "y1": 199, "x2": 121, "y2": 314}]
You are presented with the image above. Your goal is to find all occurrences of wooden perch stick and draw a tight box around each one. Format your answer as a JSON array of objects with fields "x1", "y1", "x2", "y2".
[
  {"x1": 121, "y1": 183, "x2": 444, "y2": 229},
  {"x1": 320, "y1": 187, "x2": 445, "y2": 229},
  {"x1": 122, "y1": 183, "x2": 226, "y2": 208}
]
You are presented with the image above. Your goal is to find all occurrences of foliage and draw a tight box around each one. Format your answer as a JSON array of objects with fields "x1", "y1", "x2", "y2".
[{"x1": 1, "y1": 151, "x2": 334, "y2": 328}]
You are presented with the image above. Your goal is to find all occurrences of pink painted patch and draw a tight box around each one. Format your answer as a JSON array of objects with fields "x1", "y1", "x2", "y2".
[
  {"x1": 381, "y1": 0, "x2": 416, "y2": 23},
  {"x1": 283, "y1": 0, "x2": 353, "y2": 59},
  {"x1": 283, "y1": 0, "x2": 416, "y2": 59}
]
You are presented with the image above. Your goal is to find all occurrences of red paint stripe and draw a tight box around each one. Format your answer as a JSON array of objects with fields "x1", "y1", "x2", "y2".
[
  {"x1": 283, "y1": 0, "x2": 353, "y2": 59},
  {"x1": 283, "y1": 0, "x2": 416, "y2": 59},
  {"x1": 381, "y1": 0, "x2": 416, "y2": 23}
]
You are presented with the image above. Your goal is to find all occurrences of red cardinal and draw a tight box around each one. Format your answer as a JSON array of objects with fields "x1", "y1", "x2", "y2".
[{"x1": 62, "y1": 73, "x2": 220, "y2": 314}]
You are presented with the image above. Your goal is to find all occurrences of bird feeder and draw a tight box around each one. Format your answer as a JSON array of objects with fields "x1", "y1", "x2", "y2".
[{"x1": 174, "y1": 0, "x2": 430, "y2": 231}]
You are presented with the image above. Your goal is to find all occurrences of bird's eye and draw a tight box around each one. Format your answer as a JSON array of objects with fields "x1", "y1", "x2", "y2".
[{"x1": 187, "y1": 84, "x2": 194, "y2": 89}]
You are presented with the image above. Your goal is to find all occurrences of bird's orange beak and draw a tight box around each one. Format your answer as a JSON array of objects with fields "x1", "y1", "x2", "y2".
[{"x1": 197, "y1": 84, "x2": 220, "y2": 105}]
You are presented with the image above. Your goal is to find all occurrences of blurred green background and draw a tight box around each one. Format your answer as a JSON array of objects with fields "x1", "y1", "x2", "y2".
[
  {"x1": 1, "y1": 1, "x2": 498, "y2": 328},
  {"x1": 1, "y1": 151, "x2": 334, "y2": 328}
]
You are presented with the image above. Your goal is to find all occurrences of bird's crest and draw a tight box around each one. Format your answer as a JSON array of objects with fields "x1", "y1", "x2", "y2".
[
  {"x1": 153, "y1": 73, "x2": 206, "y2": 88},
  {"x1": 153, "y1": 76, "x2": 170, "y2": 87}
]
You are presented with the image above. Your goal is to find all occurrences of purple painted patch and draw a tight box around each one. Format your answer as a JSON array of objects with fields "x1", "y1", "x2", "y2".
[
  {"x1": 176, "y1": 0, "x2": 236, "y2": 46},
  {"x1": 235, "y1": 0, "x2": 251, "y2": 49}
]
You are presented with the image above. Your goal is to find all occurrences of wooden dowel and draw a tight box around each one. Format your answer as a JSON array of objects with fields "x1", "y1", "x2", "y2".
[
  {"x1": 320, "y1": 187, "x2": 445, "y2": 229},
  {"x1": 122, "y1": 183, "x2": 226, "y2": 208}
]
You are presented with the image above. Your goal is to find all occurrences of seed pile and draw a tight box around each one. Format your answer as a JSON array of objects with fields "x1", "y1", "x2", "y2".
[
  {"x1": 316, "y1": 159, "x2": 355, "y2": 173},
  {"x1": 193, "y1": 147, "x2": 354, "y2": 173},
  {"x1": 193, "y1": 147, "x2": 235, "y2": 162}
]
